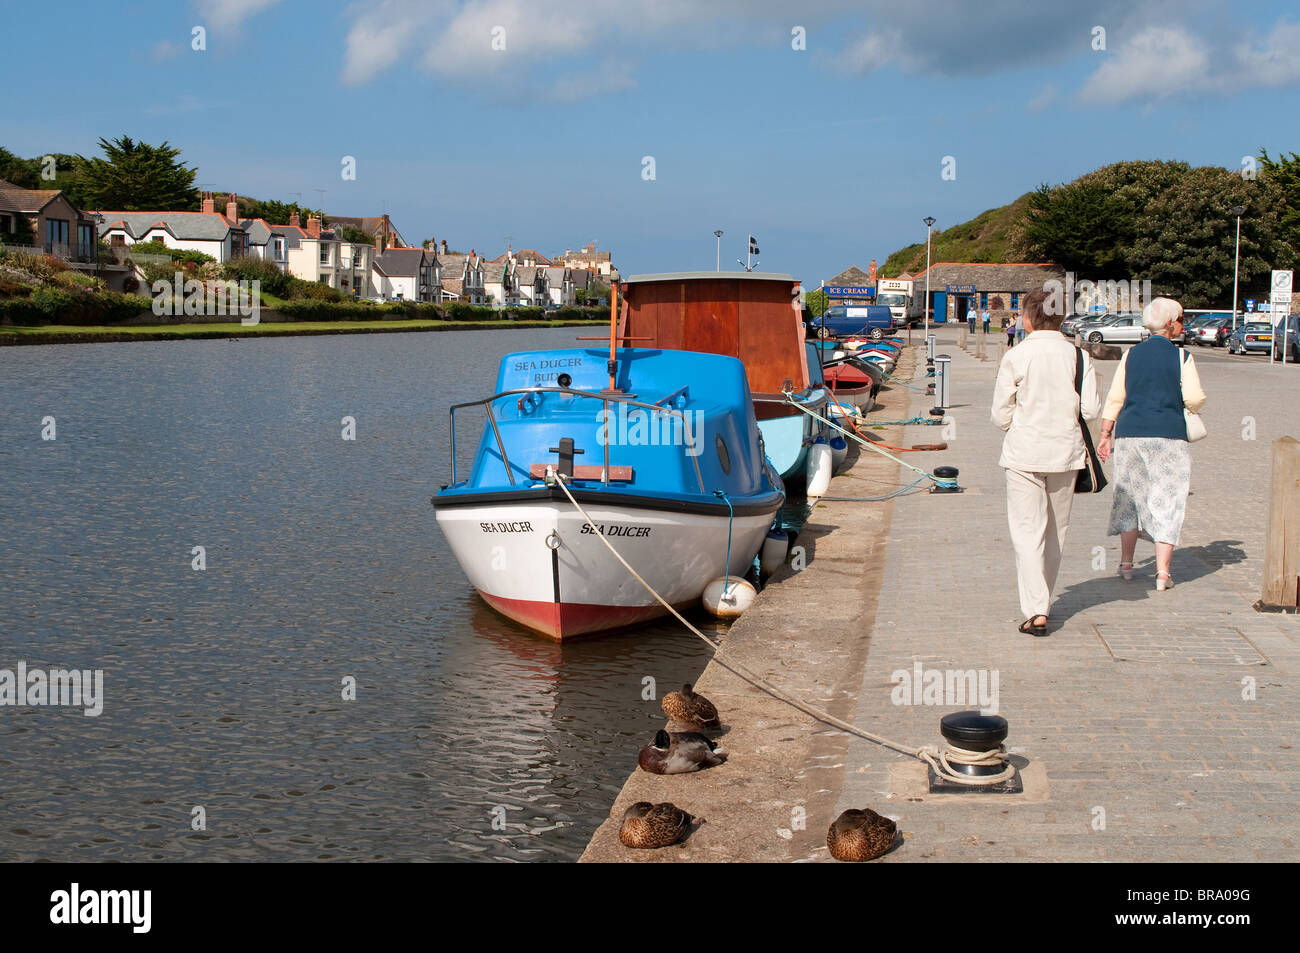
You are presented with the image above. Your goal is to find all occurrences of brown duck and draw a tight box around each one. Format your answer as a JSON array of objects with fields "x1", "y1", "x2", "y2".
[
  {"x1": 637, "y1": 729, "x2": 727, "y2": 774},
  {"x1": 619, "y1": 801, "x2": 696, "y2": 848},
  {"x1": 661, "y1": 683, "x2": 720, "y2": 730},
  {"x1": 826, "y1": 809, "x2": 897, "y2": 861}
]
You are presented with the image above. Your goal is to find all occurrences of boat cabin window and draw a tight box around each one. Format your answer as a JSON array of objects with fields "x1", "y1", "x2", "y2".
[{"x1": 716, "y1": 435, "x2": 731, "y2": 475}]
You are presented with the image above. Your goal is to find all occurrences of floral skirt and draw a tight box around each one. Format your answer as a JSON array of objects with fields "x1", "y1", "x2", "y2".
[{"x1": 1106, "y1": 437, "x2": 1191, "y2": 545}]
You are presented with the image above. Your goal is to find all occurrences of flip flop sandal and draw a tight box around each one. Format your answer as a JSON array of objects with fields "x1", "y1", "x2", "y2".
[{"x1": 1018, "y1": 616, "x2": 1048, "y2": 636}]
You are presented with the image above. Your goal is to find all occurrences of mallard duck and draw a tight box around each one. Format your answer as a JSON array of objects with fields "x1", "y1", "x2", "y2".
[
  {"x1": 637, "y1": 729, "x2": 727, "y2": 774},
  {"x1": 661, "y1": 683, "x2": 720, "y2": 730},
  {"x1": 619, "y1": 801, "x2": 696, "y2": 848},
  {"x1": 826, "y1": 809, "x2": 897, "y2": 861}
]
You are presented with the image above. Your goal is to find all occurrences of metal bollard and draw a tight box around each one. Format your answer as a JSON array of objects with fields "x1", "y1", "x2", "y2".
[{"x1": 933, "y1": 354, "x2": 951, "y2": 412}]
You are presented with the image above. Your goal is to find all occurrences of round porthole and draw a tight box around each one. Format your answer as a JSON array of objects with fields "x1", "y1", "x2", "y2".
[
  {"x1": 715, "y1": 434, "x2": 731, "y2": 474},
  {"x1": 557, "y1": 373, "x2": 572, "y2": 388}
]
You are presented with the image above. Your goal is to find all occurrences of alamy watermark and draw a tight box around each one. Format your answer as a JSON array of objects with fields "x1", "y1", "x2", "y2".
[
  {"x1": 890, "y1": 661, "x2": 999, "y2": 715},
  {"x1": 151, "y1": 272, "x2": 260, "y2": 325},
  {"x1": 595, "y1": 404, "x2": 704, "y2": 456},
  {"x1": 1043, "y1": 272, "x2": 1151, "y2": 316},
  {"x1": 1, "y1": 661, "x2": 104, "y2": 717}
]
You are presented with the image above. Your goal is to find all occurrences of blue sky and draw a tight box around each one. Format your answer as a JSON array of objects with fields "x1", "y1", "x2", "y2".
[{"x1": 4, "y1": 0, "x2": 1299, "y2": 283}]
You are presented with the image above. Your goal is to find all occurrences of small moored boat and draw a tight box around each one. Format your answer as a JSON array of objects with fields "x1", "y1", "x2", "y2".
[{"x1": 433, "y1": 343, "x2": 785, "y2": 640}]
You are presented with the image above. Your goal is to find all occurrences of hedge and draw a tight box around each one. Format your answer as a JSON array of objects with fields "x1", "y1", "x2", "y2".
[{"x1": 0, "y1": 288, "x2": 152, "y2": 325}]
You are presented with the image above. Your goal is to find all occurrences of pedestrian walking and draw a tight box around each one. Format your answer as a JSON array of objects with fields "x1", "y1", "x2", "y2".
[
  {"x1": 1006, "y1": 312, "x2": 1019, "y2": 347},
  {"x1": 967, "y1": 304, "x2": 977, "y2": 334},
  {"x1": 991, "y1": 289, "x2": 1101, "y2": 635},
  {"x1": 982, "y1": 309, "x2": 991, "y2": 334},
  {"x1": 1097, "y1": 297, "x2": 1206, "y2": 592}
]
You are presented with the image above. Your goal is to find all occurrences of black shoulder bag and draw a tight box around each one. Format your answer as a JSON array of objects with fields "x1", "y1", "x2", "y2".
[{"x1": 1074, "y1": 347, "x2": 1108, "y2": 494}]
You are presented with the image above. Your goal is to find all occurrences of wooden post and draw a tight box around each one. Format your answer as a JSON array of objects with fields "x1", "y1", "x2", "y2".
[
  {"x1": 1260, "y1": 436, "x2": 1300, "y2": 609},
  {"x1": 959, "y1": 327, "x2": 967, "y2": 349}
]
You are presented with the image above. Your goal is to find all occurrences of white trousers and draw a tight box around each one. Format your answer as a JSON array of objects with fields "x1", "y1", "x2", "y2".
[{"x1": 1005, "y1": 468, "x2": 1078, "y2": 619}]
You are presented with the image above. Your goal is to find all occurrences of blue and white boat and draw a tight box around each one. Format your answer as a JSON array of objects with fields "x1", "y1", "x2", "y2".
[
  {"x1": 433, "y1": 345, "x2": 785, "y2": 640},
  {"x1": 620, "y1": 272, "x2": 831, "y2": 486}
]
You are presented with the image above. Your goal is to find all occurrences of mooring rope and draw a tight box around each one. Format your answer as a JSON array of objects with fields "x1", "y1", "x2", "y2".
[
  {"x1": 549, "y1": 470, "x2": 1010, "y2": 785},
  {"x1": 786, "y1": 397, "x2": 957, "y2": 488}
]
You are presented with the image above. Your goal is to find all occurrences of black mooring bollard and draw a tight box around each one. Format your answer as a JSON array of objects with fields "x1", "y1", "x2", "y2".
[
  {"x1": 939, "y1": 711, "x2": 1008, "y2": 775},
  {"x1": 930, "y1": 464, "x2": 962, "y2": 494}
]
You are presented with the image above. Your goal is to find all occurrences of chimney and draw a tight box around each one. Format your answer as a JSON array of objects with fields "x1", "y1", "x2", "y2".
[
  {"x1": 307, "y1": 215, "x2": 321, "y2": 239},
  {"x1": 289, "y1": 210, "x2": 300, "y2": 227},
  {"x1": 226, "y1": 193, "x2": 239, "y2": 222},
  {"x1": 201, "y1": 192, "x2": 215, "y2": 214},
  {"x1": 441, "y1": 239, "x2": 448, "y2": 255}
]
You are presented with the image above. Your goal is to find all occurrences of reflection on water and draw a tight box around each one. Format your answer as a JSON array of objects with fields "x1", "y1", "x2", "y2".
[{"x1": 0, "y1": 329, "x2": 719, "y2": 862}]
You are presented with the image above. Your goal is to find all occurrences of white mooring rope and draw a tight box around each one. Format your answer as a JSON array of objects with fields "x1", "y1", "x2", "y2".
[{"x1": 550, "y1": 470, "x2": 1012, "y2": 786}]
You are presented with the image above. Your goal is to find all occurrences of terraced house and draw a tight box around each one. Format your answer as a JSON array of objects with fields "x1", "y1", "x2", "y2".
[
  {"x1": 277, "y1": 211, "x2": 373, "y2": 297},
  {"x1": 431, "y1": 240, "x2": 487, "y2": 305}
]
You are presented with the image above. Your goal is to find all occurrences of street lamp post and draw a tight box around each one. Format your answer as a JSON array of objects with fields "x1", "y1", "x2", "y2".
[
  {"x1": 923, "y1": 217, "x2": 936, "y2": 338},
  {"x1": 714, "y1": 230, "x2": 723, "y2": 272},
  {"x1": 1231, "y1": 205, "x2": 1245, "y2": 330}
]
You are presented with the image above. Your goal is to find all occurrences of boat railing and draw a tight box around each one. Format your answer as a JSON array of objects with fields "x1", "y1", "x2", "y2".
[{"x1": 448, "y1": 386, "x2": 705, "y2": 491}]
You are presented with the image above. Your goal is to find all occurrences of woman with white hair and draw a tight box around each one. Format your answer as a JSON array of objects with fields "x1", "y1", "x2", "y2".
[{"x1": 1097, "y1": 297, "x2": 1206, "y2": 591}]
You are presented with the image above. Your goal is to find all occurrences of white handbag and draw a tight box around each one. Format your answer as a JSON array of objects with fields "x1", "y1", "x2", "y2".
[{"x1": 1181, "y1": 352, "x2": 1207, "y2": 442}]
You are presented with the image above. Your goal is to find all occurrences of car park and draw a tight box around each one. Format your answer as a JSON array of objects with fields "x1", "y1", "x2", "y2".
[
  {"x1": 1060, "y1": 313, "x2": 1098, "y2": 337},
  {"x1": 1082, "y1": 313, "x2": 1149, "y2": 344},
  {"x1": 1226, "y1": 322, "x2": 1274, "y2": 354}
]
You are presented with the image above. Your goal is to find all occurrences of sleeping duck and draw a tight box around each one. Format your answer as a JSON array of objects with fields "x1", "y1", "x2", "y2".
[
  {"x1": 619, "y1": 801, "x2": 696, "y2": 849},
  {"x1": 661, "y1": 683, "x2": 721, "y2": 730},
  {"x1": 826, "y1": 808, "x2": 897, "y2": 862},
  {"x1": 637, "y1": 729, "x2": 727, "y2": 774}
]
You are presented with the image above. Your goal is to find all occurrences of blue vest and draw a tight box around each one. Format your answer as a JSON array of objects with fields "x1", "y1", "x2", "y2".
[{"x1": 1115, "y1": 336, "x2": 1187, "y2": 440}]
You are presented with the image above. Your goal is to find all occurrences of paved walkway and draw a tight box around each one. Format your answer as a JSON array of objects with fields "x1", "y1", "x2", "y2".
[{"x1": 831, "y1": 329, "x2": 1300, "y2": 861}]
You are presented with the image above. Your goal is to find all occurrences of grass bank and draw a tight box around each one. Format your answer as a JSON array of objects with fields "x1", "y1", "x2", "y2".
[{"x1": 0, "y1": 319, "x2": 605, "y2": 346}]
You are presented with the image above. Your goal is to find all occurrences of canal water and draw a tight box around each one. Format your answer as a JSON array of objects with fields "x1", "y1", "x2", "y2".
[{"x1": 0, "y1": 328, "x2": 723, "y2": 862}]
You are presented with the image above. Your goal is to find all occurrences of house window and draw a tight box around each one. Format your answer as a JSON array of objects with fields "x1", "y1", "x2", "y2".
[
  {"x1": 0, "y1": 213, "x2": 12, "y2": 233},
  {"x1": 320, "y1": 246, "x2": 331, "y2": 265},
  {"x1": 45, "y1": 218, "x2": 69, "y2": 253},
  {"x1": 273, "y1": 238, "x2": 285, "y2": 259},
  {"x1": 77, "y1": 223, "x2": 94, "y2": 258},
  {"x1": 319, "y1": 276, "x2": 329, "y2": 284},
  {"x1": 1010, "y1": 292, "x2": 1020, "y2": 310},
  {"x1": 979, "y1": 292, "x2": 988, "y2": 309}
]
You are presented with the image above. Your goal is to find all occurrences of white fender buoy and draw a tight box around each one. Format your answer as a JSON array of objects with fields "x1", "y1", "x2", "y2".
[
  {"x1": 806, "y1": 438, "x2": 833, "y2": 497},
  {"x1": 830, "y1": 435, "x2": 848, "y2": 472},
  {"x1": 702, "y1": 576, "x2": 757, "y2": 618},
  {"x1": 760, "y1": 529, "x2": 788, "y2": 576},
  {"x1": 831, "y1": 349, "x2": 847, "y2": 361}
]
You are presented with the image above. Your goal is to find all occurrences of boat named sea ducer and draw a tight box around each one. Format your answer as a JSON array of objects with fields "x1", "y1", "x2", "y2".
[{"x1": 433, "y1": 344, "x2": 785, "y2": 640}]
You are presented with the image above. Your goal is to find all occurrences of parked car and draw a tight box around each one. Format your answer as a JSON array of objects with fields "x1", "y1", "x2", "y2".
[
  {"x1": 1226, "y1": 322, "x2": 1275, "y2": 354},
  {"x1": 811, "y1": 304, "x2": 895, "y2": 341},
  {"x1": 1178, "y1": 313, "x2": 1217, "y2": 346},
  {"x1": 1271, "y1": 314, "x2": 1300, "y2": 362},
  {"x1": 1082, "y1": 313, "x2": 1150, "y2": 344},
  {"x1": 1192, "y1": 314, "x2": 1237, "y2": 347},
  {"x1": 1060, "y1": 312, "x2": 1099, "y2": 337}
]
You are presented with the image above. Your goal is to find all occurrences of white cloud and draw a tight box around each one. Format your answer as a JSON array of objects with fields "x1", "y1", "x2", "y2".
[
  {"x1": 150, "y1": 39, "x2": 183, "y2": 62},
  {"x1": 1025, "y1": 82, "x2": 1058, "y2": 112},
  {"x1": 194, "y1": 0, "x2": 283, "y2": 33},
  {"x1": 1079, "y1": 17, "x2": 1300, "y2": 104}
]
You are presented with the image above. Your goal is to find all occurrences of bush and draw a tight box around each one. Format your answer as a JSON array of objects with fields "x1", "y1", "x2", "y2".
[
  {"x1": 53, "y1": 270, "x2": 100, "y2": 290},
  {"x1": 0, "y1": 286, "x2": 152, "y2": 325},
  {"x1": 221, "y1": 257, "x2": 292, "y2": 297},
  {"x1": 284, "y1": 277, "x2": 346, "y2": 302},
  {"x1": 131, "y1": 241, "x2": 215, "y2": 267},
  {"x1": 275, "y1": 298, "x2": 378, "y2": 320}
]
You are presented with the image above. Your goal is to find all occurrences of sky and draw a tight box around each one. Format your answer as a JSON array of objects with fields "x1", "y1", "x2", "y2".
[{"x1": 3, "y1": 0, "x2": 1299, "y2": 285}]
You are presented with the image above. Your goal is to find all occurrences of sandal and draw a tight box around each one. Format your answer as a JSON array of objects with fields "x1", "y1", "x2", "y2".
[
  {"x1": 1156, "y1": 572, "x2": 1174, "y2": 592},
  {"x1": 1118, "y1": 562, "x2": 1134, "y2": 581},
  {"x1": 1018, "y1": 615, "x2": 1048, "y2": 636}
]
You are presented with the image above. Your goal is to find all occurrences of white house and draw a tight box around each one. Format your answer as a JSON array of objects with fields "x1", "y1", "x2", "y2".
[
  {"x1": 372, "y1": 246, "x2": 435, "y2": 302},
  {"x1": 434, "y1": 243, "x2": 488, "y2": 305},
  {"x1": 278, "y1": 212, "x2": 374, "y2": 297},
  {"x1": 97, "y1": 192, "x2": 248, "y2": 262}
]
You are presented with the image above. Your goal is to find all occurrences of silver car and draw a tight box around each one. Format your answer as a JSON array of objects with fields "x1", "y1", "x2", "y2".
[{"x1": 1083, "y1": 313, "x2": 1150, "y2": 344}]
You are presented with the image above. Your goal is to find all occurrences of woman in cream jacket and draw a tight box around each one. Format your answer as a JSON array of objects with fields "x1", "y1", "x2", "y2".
[{"x1": 991, "y1": 289, "x2": 1101, "y2": 635}]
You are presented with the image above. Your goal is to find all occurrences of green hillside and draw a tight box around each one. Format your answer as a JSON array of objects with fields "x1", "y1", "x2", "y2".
[{"x1": 881, "y1": 194, "x2": 1032, "y2": 276}]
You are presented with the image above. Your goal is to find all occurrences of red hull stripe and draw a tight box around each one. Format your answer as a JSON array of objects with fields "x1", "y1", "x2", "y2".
[{"x1": 479, "y1": 592, "x2": 691, "y2": 641}]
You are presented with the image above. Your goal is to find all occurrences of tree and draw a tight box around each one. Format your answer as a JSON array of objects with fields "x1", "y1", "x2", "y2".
[
  {"x1": 241, "y1": 197, "x2": 320, "y2": 224},
  {"x1": 804, "y1": 288, "x2": 829, "y2": 317},
  {"x1": 336, "y1": 225, "x2": 373, "y2": 246},
  {"x1": 1260, "y1": 148, "x2": 1300, "y2": 255},
  {"x1": 74, "y1": 136, "x2": 198, "y2": 210}
]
